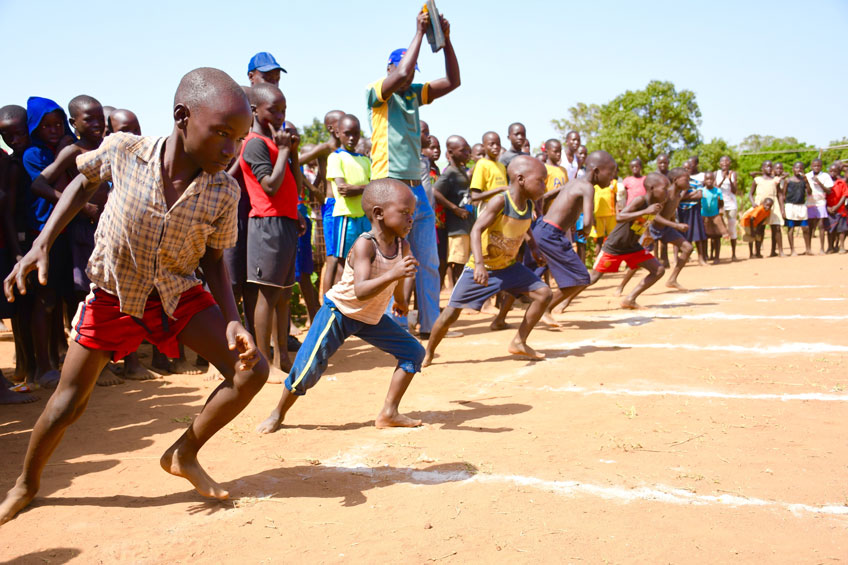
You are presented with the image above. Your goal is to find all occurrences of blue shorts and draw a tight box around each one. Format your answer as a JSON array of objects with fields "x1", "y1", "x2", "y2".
[
  {"x1": 648, "y1": 224, "x2": 686, "y2": 245},
  {"x1": 448, "y1": 263, "x2": 548, "y2": 311},
  {"x1": 322, "y1": 199, "x2": 336, "y2": 257},
  {"x1": 295, "y1": 204, "x2": 314, "y2": 280},
  {"x1": 285, "y1": 298, "x2": 425, "y2": 395},
  {"x1": 785, "y1": 219, "x2": 808, "y2": 228},
  {"x1": 533, "y1": 220, "x2": 590, "y2": 288},
  {"x1": 333, "y1": 215, "x2": 371, "y2": 260}
]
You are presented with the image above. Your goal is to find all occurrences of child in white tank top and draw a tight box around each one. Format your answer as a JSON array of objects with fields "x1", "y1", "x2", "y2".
[{"x1": 256, "y1": 179, "x2": 425, "y2": 434}]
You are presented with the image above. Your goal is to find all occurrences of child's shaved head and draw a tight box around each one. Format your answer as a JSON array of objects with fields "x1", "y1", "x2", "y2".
[
  {"x1": 667, "y1": 167, "x2": 688, "y2": 183},
  {"x1": 482, "y1": 131, "x2": 499, "y2": 143},
  {"x1": 250, "y1": 82, "x2": 285, "y2": 106},
  {"x1": 174, "y1": 67, "x2": 248, "y2": 113},
  {"x1": 324, "y1": 110, "x2": 344, "y2": 126},
  {"x1": 339, "y1": 114, "x2": 360, "y2": 130},
  {"x1": 0, "y1": 104, "x2": 26, "y2": 123},
  {"x1": 362, "y1": 178, "x2": 411, "y2": 221},
  {"x1": 68, "y1": 95, "x2": 101, "y2": 117},
  {"x1": 644, "y1": 171, "x2": 670, "y2": 191},
  {"x1": 583, "y1": 149, "x2": 615, "y2": 170}
]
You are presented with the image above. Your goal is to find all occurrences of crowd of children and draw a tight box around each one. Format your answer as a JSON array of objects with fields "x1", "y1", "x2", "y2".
[{"x1": 1, "y1": 7, "x2": 847, "y2": 526}]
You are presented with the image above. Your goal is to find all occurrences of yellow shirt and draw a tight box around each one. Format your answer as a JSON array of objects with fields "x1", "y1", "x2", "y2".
[
  {"x1": 544, "y1": 164, "x2": 568, "y2": 193},
  {"x1": 467, "y1": 191, "x2": 533, "y2": 271},
  {"x1": 594, "y1": 180, "x2": 617, "y2": 217},
  {"x1": 470, "y1": 158, "x2": 507, "y2": 193}
]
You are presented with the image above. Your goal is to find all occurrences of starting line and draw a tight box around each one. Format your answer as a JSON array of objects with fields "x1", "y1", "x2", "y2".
[
  {"x1": 547, "y1": 339, "x2": 848, "y2": 355},
  {"x1": 537, "y1": 386, "x2": 848, "y2": 402}
]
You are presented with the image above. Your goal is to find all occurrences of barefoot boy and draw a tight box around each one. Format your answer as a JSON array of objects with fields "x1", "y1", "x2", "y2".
[
  {"x1": 256, "y1": 179, "x2": 424, "y2": 433},
  {"x1": 423, "y1": 156, "x2": 553, "y2": 367},
  {"x1": 583, "y1": 172, "x2": 671, "y2": 309},
  {"x1": 0, "y1": 68, "x2": 268, "y2": 525}
]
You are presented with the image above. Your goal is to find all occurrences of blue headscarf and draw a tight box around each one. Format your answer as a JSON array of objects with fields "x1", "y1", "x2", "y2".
[{"x1": 22, "y1": 96, "x2": 74, "y2": 231}]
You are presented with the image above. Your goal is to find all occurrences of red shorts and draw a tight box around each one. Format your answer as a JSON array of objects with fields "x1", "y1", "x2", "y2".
[
  {"x1": 593, "y1": 249, "x2": 654, "y2": 273},
  {"x1": 70, "y1": 285, "x2": 217, "y2": 361}
]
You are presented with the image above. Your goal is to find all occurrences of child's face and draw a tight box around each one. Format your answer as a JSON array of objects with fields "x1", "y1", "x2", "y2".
[
  {"x1": 629, "y1": 160, "x2": 642, "y2": 176},
  {"x1": 763, "y1": 199, "x2": 773, "y2": 211},
  {"x1": 110, "y1": 112, "x2": 141, "y2": 136},
  {"x1": 774, "y1": 163, "x2": 784, "y2": 176},
  {"x1": 566, "y1": 132, "x2": 580, "y2": 154},
  {"x1": 521, "y1": 139, "x2": 531, "y2": 154},
  {"x1": 35, "y1": 110, "x2": 65, "y2": 147},
  {"x1": 719, "y1": 156, "x2": 730, "y2": 170},
  {"x1": 380, "y1": 187, "x2": 416, "y2": 238},
  {"x1": 811, "y1": 160, "x2": 822, "y2": 174},
  {"x1": 703, "y1": 172, "x2": 715, "y2": 188},
  {"x1": 794, "y1": 162, "x2": 805, "y2": 176},
  {"x1": 656, "y1": 154, "x2": 669, "y2": 173},
  {"x1": 507, "y1": 125, "x2": 526, "y2": 152},
  {"x1": 762, "y1": 162, "x2": 773, "y2": 175},
  {"x1": 577, "y1": 146, "x2": 588, "y2": 166},
  {"x1": 545, "y1": 142, "x2": 562, "y2": 166},
  {"x1": 255, "y1": 93, "x2": 286, "y2": 131},
  {"x1": 428, "y1": 137, "x2": 441, "y2": 161},
  {"x1": 184, "y1": 98, "x2": 252, "y2": 174},
  {"x1": 471, "y1": 144, "x2": 485, "y2": 161},
  {"x1": 249, "y1": 69, "x2": 281, "y2": 87},
  {"x1": 521, "y1": 166, "x2": 547, "y2": 201},
  {"x1": 829, "y1": 164, "x2": 839, "y2": 178},
  {"x1": 483, "y1": 134, "x2": 501, "y2": 161},
  {"x1": 448, "y1": 141, "x2": 471, "y2": 166},
  {"x1": 283, "y1": 121, "x2": 300, "y2": 150},
  {"x1": 71, "y1": 103, "x2": 105, "y2": 142},
  {"x1": 0, "y1": 118, "x2": 30, "y2": 154},
  {"x1": 336, "y1": 118, "x2": 360, "y2": 152},
  {"x1": 674, "y1": 175, "x2": 689, "y2": 191}
]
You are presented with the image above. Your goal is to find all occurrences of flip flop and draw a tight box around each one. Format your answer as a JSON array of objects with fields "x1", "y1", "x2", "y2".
[{"x1": 10, "y1": 382, "x2": 40, "y2": 393}]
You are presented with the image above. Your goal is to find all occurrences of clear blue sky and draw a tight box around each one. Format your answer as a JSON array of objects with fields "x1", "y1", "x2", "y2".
[{"x1": 3, "y1": 0, "x2": 846, "y2": 151}]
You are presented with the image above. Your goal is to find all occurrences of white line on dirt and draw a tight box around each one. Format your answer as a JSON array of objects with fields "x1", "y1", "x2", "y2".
[
  {"x1": 537, "y1": 386, "x2": 848, "y2": 402},
  {"x1": 546, "y1": 339, "x2": 848, "y2": 355},
  {"x1": 318, "y1": 452, "x2": 848, "y2": 517},
  {"x1": 593, "y1": 312, "x2": 848, "y2": 322}
]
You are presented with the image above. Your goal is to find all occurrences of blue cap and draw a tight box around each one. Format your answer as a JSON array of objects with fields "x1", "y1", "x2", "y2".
[
  {"x1": 248, "y1": 52, "x2": 287, "y2": 74},
  {"x1": 387, "y1": 48, "x2": 419, "y2": 71}
]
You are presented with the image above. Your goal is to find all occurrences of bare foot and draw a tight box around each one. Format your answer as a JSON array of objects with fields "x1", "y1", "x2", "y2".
[
  {"x1": 256, "y1": 412, "x2": 283, "y2": 434},
  {"x1": 698, "y1": 260, "x2": 709, "y2": 267},
  {"x1": 203, "y1": 372, "x2": 225, "y2": 382},
  {"x1": 194, "y1": 356, "x2": 210, "y2": 371},
  {"x1": 122, "y1": 363, "x2": 158, "y2": 381},
  {"x1": 266, "y1": 365, "x2": 288, "y2": 385},
  {"x1": 613, "y1": 286, "x2": 624, "y2": 297},
  {"x1": 422, "y1": 351, "x2": 434, "y2": 368},
  {"x1": 0, "y1": 388, "x2": 38, "y2": 405},
  {"x1": 160, "y1": 443, "x2": 228, "y2": 500},
  {"x1": 0, "y1": 481, "x2": 37, "y2": 525},
  {"x1": 540, "y1": 312, "x2": 561, "y2": 328},
  {"x1": 96, "y1": 366, "x2": 124, "y2": 387},
  {"x1": 34, "y1": 369, "x2": 61, "y2": 389},
  {"x1": 620, "y1": 298, "x2": 644, "y2": 310},
  {"x1": 508, "y1": 339, "x2": 545, "y2": 360},
  {"x1": 665, "y1": 280, "x2": 688, "y2": 292},
  {"x1": 489, "y1": 320, "x2": 510, "y2": 331},
  {"x1": 375, "y1": 411, "x2": 422, "y2": 428},
  {"x1": 151, "y1": 352, "x2": 172, "y2": 375},
  {"x1": 171, "y1": 359, "x2": 204, "y2": 375}
]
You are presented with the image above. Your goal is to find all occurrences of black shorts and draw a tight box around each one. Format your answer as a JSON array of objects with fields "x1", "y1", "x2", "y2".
[
  {"x1": 247, "y1": 216, "x2": 298, "y2": 288},
  {"x1": 223, "y1": 193, "x2": 250, "y2": 285}
]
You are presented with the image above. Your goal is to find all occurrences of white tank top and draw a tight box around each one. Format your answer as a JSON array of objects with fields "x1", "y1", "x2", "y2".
[
  {"x1": 715, "y1": 170, "x2": 737, "y2": 211},
  {"x1": 325, "y1": 234, "x2": 403, "y2": 325}
]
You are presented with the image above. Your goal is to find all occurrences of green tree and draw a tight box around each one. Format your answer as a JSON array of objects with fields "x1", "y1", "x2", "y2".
[
  {"x1": 299, "y1": 117, "x2": 329, "y2": 146},
  {"x1": 670, "y1": 138, "x2": 738, "y2": 172},
  {"x1": 553, "y1": 80, "x2": 702, "y2": 167}
]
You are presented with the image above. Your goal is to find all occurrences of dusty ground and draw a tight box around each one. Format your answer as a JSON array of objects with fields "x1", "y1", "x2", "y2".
[{"x1": 1, "y1": 251, "x2": 847, "y2": 564}]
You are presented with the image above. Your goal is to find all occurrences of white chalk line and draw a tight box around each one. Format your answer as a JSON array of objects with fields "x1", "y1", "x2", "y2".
[
  {"x1": 319, "y1": 451, "x2": 848, "y2": 517},
  {"x1": 591, "y1": 311, "x2": 848, "y2": 322},
  {"x1": 544, "y1": 339, "x2": 848, "y2": 355},
  {"x1": 538, "y1": 386, "x2": 848, "y2": 403}
]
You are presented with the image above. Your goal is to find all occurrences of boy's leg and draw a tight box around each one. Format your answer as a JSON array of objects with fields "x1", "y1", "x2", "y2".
[
  {"x1": 802, "y1": 225, "x2": 812, "y2": 255},
  {"x1": 615, "y1": 268, "x2": 638, "y2": 297},
  {"x1": 30, "y1": 287, "x2": 61, "y2": 388},
  {"x1": 622, "y1": 258, "x2": 665, "y2": 309},
  {"x1": 253, "y1": 284, "x2": 285, "y2": 383},
  {"x1": 165, "y1": 305, "x2": 269, "y2": 497},
  {"x1": 509, "y1": 285, "x2": 552, "y2": 359},
  {"x1": 711, "y1": 237, "x2": 721, "y2": 264},
  {"x1": 491, "y1": 293, "x2": 514, "y2": 330},
  {"x1": 786, "y1": 226, "x2": 795, "y2": 255},
  {"x1": 422, "y1": 306, "x2": 462, "y2": 367},
  {"x1": 0, "y1": 342, "x2": 111, "y2": 524},
  {"x1": 355, "y1": 315, "x2": 425, "y2": 427},
  {"x1": 123, "y1": 350, "x2": 157, "y2": 381},
  {"x1": 666, "y1": 239, "x2": 693, "y2": 291},
  {"x1": 274, "y1": 289, "x2": 293, "y2": 372}
]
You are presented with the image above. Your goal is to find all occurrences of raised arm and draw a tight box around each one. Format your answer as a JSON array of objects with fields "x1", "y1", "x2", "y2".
[
  {"x1": 426, "y1": 16, "x2": 460, "y2": 102},
  {"x1": 379, "y1": 13, "x2": 427, "y2": 99},
  {"x1": 615, "y1": 195, "x2": 662, "y2": 223}
]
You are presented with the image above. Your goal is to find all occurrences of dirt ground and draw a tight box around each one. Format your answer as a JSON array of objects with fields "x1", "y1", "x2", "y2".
[{"x1": 1, "y1": 251, "x2": 847, "y2": 564}]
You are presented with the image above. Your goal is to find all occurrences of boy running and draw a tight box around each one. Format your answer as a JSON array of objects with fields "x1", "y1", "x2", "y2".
[{"x1": 0, "y1": 68, "x2": 267, "y2": 524}]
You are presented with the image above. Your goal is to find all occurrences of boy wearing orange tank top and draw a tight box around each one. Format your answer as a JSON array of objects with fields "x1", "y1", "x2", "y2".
[{"x1": 256, "y1": 179, "x2": 425, "y2": 434}]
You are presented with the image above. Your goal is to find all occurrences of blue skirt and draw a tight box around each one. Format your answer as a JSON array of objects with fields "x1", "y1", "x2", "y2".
[{"x1": 678, "y1": 206, "x2": 706, "y2": 242}]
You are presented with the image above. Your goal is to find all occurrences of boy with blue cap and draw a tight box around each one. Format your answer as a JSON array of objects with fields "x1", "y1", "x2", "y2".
[
  {"x1": 247, "y1": 51, "x2": 286, "y2": 86},
  {"x1": 366, "y1": 8, "x2": 460, "y2": 339}
]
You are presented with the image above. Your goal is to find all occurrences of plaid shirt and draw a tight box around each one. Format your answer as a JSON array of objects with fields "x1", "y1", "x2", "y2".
[{"x1": 76, "y1": 133, "x2": 238, "y2": 318}]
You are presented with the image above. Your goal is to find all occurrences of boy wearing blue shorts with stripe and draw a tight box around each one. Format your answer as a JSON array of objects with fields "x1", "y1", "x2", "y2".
[
  {"x1": 423, "y1": 156, "x2": 553, "y2": 366},
  {"x1": 327, "y1": 114, "x2": 371, "y2": 268},
  {"x1": 256, "y1": 179, "x2": 424, "y2": 434}
]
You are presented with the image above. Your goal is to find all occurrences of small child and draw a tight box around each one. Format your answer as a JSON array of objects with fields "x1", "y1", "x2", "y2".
[
  {"x1": 750, "y1": 160, "x2": 784, "y2": 257},
  {"x1": 541, "y1": 138, "x2": 568, "y2": 213},
  {"x1": 327, "y1": 113, "x2": 372, "y2": 268},
  {"x1": 622, "y1": 158, "x2": 646, "y2": 204},
  {"x1": 782, "y1": 161, "x2": 812, "y2": 256},
  {"x1": 107, "y1": 109, "x2": 141, "y2": 135},
  {"x1": 826, "y1": 163, "x2": 848, "y2": 253},
  {"x1": 584, "y1": 173, "x2": 671, "y2": 309},
  {"x1": 256, "y1": 179, "x2": 424, "y2": 433},
  {"x1": 680, "y1": 158, "x2": 709, "y2": 265},
  {"x1": 423, "y1": 156, "x2": 553, "y2": 366},
  {"x1": 470, "y1": 131, "x2": 508, "y2": 211},
  {"x1": 0, "y1": 68, "x2": 267, "y2": 524},
  {"x1": 701, "y1": 171, "x2": 729, "y2": 264},
  {"x1": 740, "y1": 197, "x2": 774, "y2": 258},
  {"x1": 433, "y1": 135, "x2": 474, "y2": 286}
]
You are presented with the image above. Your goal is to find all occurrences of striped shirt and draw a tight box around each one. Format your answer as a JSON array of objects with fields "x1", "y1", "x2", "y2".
[{"x1": 75, "y1": 133, "x2": 239, "y2": 318}]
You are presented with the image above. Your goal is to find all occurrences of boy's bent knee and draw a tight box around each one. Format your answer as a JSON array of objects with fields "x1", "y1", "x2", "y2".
[
  {"x1": 403, "y1": 341, "x2": 426, "y2": 374},
  {"x1": 532, "y1": 286, "x2": 553, "y2": 304},
  {"x1": 654, "y1": 265, "x2": 666, "y2": 279}
]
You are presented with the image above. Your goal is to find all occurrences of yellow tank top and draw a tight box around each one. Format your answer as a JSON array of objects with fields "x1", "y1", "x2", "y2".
[
  {"x1": 467, "y1": 191, "x2": 533, "y2": 271},
  {"x1": 594, "y1": 180, "x2": 617, "y2": 217}
]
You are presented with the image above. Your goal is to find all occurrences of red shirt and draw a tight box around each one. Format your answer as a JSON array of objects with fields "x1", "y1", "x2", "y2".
[
  {"x1": 826, "y1": 178, "x2": 848, "y2": 217},
  {"x1": 239, "y1": 131, "x2": 298, "y2": 219}
]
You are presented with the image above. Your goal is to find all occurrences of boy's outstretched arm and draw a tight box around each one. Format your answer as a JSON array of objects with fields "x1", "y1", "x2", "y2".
[
  {"x1": 200, "y1": 248, "x2": 259, "y2": 371},
  {"x1": 427, "y1": 15, "x2": 460, "y2": 101},
  {"x1": 30, "y1": 146, "x2": 86, "y2": 206},
  {"x1": 615, "y1": 196, "x2": 662, "y2": 223},
  {"x1": 4, "y1": 172, "x2": 99, "y2": 300},
  {"x1": 380, "y1": 12, "x2": 427, "y2": 98},
  {"x1": 351, "y1": 238, "x2": 418, "y2": 300}
]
